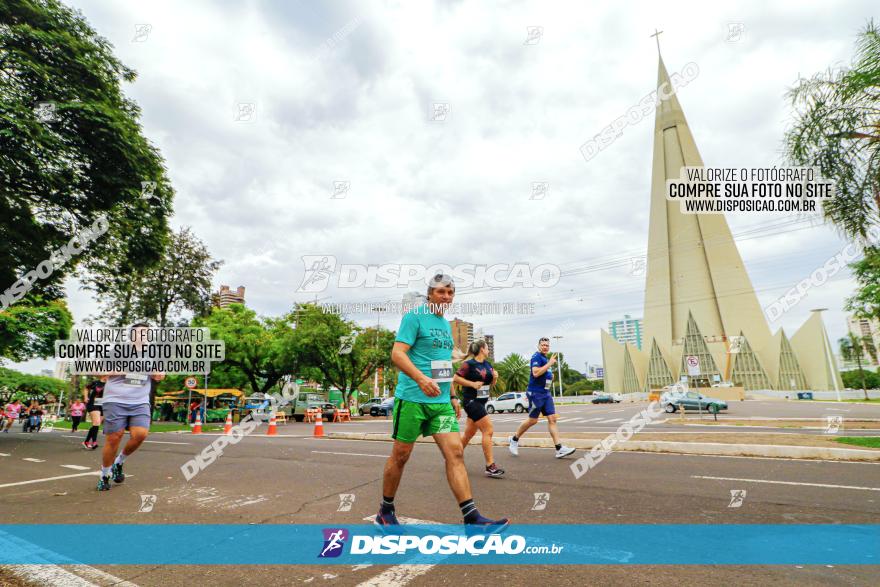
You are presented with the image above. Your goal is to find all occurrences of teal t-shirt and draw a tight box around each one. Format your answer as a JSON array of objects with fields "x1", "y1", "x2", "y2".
[{"x1": 394, "y1": 305, "x2": 454, "y2": 404}]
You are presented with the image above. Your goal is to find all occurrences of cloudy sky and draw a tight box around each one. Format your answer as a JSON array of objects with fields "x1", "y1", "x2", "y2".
[{"x1": 15, "y1": 0, "x2": 880, "y2": 376}]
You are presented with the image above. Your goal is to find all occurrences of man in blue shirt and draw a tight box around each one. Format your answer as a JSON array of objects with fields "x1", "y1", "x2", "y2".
[
  {"x1": 508, "y1": 337, "x2": 576, "y2": 459},
  {"x1": 375, "y1": 274, "x2": 508, "y2": 530}
]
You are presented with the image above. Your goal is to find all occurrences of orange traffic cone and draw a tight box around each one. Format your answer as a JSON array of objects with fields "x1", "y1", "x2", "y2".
[
  {"x1": 313, "y1": 411, "x2": 324, "y2": 438},
  {"x1": 192, "y1": 411, "x2": 202, "y2": 434},
  {"x1": 267, "y1": 411, "x2": 277, "y2": 436},
  {"x1": 223, "y1": 411, "x2": 233, "y2": 435}
]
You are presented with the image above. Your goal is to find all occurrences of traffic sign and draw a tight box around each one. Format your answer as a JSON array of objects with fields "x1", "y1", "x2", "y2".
[
  {"x1": 685, "y1": 355, "x2": 701, "y2": 376},
  {"x1": 185, "y1": 376, "x2": 198, "y2": 389}
]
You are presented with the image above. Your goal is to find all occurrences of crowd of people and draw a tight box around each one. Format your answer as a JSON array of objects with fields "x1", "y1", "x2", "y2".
[{"x1": 2, "y1": 398, "x2": 50, "y2": 433}]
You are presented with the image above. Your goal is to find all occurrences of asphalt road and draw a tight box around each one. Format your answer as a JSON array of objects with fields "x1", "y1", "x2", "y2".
[
  {"x1": 348, "y1": 401, "x2": 880, "y2": 436},
  {"x1": 1, "y1": 427, "x2": 879, "y2": 586}
]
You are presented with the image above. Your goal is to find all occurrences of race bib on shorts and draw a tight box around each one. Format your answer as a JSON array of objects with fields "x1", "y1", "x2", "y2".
[
  {"x1": 123, "y1": 373, "x2": 148, "y2": 386},
  {"x1": 430, "y1": 360, "x2": 453, "y2": 383},
  {"x1": 477, "y1": 385, "x2": 490, "y2": 398},
  {"x1": 545, "y1": 378, "x2": 552, "y2": 390}
]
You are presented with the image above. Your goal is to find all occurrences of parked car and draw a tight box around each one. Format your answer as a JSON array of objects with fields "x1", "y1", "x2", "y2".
[
  {"x1": 660, "y1": 390, "x2": 728, "y2": 413},
  {"x1": 370, "y1": 397, "x2": 395, "y2": 417},
  {"x1": 591, "y1": 393, "x2": 621, "y2": 404},
  {"x1": 292, "y1": 391, "x2": 336, "y2": 422},
  {"x1": 358, "y1": 397, "x2": 384, "y2": 416},
  {"x1": 486, "y1": 392, "x2": 528, "y2": 414}
]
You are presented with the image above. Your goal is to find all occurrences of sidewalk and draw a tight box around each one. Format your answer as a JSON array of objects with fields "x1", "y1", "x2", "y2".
[{"x1": 323, "y1": 431, "x2": 880, "y2": 462}]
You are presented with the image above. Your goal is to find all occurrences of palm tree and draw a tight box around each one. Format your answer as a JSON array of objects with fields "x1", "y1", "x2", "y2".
[
  {"x1": 495, "y1": 353, "x2": 529, "y2": 392},
  {"x1": 839, "y1": 332, "x2": 878, "y2": 399},
  {"x1": 784, "y1": 19, "x2": 880, "y2": 241}
]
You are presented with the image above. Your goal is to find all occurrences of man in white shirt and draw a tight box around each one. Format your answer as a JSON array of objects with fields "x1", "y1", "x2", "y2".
[{"x1": 97, "y1": 323, "x2": 164, "y2": 491}]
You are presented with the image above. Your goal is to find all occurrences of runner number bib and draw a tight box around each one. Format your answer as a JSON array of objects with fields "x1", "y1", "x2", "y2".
[{"x1": 430, "y1": 360, "x2": 453, "y2": 383}]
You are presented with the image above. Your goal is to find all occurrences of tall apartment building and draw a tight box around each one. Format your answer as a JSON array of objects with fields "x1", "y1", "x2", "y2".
[
  {"x1": 484, "y1": 334, "x2": 495, "y2": 362},
  {"x1": 450, "y1": 318, "x2": 474, "y2": 353},
  {"x1": 608, "y1": 314, "x2": 643, "y2": 350},
  {"x1": 846, "y1": 315, "x2": 880, "y2": 366},
  {"x1": 213, "y1": 285, "x2": 246, "y2": 308}
]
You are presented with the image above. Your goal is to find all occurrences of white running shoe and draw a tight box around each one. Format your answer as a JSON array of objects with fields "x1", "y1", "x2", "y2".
[
  {"x1": 508, "y1": 436, "x2": 519, "y2": 457},
  {"x1": 555, "y1": 445, "x2": 576, "y2": 459}
]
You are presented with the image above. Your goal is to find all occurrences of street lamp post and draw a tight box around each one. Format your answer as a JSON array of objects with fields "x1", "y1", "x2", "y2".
[
  {"x1": 552, "y1": 335, "x2": 564, "y2": 397},
  {"x1": 372, "y1": 305, "x2": 386, "y2": 396}
]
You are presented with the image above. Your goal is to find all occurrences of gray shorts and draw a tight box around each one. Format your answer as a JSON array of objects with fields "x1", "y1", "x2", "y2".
[{"x1": 103, "y1": 402, "x2": 151, "y2": 434}]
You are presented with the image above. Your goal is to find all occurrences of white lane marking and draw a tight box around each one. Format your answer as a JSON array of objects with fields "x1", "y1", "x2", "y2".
[
  {"x1": 60, "y1": 465, "x2": 91, "y2": 471},
  {"x1": 312, "y1": 450, "x2": 387, "y2": 458},
  {"x1": 0, "y1": 471, "x2": 99, "y2": 489},
  {"x1": 607, "y1": 409, "x2": 626, "y2": 413},
  {"x1": 692, "y1": 475, "x2": 880, "y2": 492},
  {"x1": 0, "y1": 452, "x2": 9, "y2": 456},
  {"x1": 358, "y1": 515, "x2": 440, "y2": 586},
  {"x1": 358, "y1": 564, "x2": 434, "y2": 587},
  {"x1": 598, "y1": 418, "x2": 622, "y2": 423},
  {"x1": 22, "y1": 458, "x2": 45, "y2": 462},
  {"x1": 143, "y1": 440, "x2": 190, "y2": 445},
  {"x1": 554, "y1": 418, "x2": 576, "y2": 423},
  {"x1": 65, "y1": 565, "x2": 139, "y2": 587},
  {"x1": 63, "y1": 435, "x2": 85, "y2": 439},
  {"x1": 0, "y1": 529, "x2": 138, "y2": 587},
  {"x1": 0, "y1": 565, "x2": 97, "y2": 586}
]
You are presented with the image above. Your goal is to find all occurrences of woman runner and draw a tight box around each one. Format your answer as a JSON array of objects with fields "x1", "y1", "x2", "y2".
[
  {"x1": 453, "y1": 339, "x2": 504, "y2": 478},
  {"x1": 83, "y1": 379, "x2": 105, "y2": 450}
]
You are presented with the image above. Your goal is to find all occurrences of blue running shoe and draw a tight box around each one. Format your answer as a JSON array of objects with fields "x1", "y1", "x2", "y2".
[
  {"x1": 465, "y1": 514, "x2": 510, "y2": 535},
  {"x1": 374, "y1": 508, "x2": 399, "y2": 530},
  {"x1": 111, "y1": 462, "x2": 125, "y2": 484},
  {"x1": 96, "y1": 475, "x2": 111, "y2": 491}
]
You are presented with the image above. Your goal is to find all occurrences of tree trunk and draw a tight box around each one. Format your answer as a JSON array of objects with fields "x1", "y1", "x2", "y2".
[{"x1": 857, "y1": 353, "x2": 868, "y2": 400}]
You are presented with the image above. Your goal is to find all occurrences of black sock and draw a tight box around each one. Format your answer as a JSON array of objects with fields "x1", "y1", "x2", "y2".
[
  {"x1": 380, "y1": 496, "x2": 395, "y2": 513},
  {"x1": 459, "y1": 499, "x2": 479, "y2": 523},
  {"x1": 512, "y1": 435, "x2": 519, "y2": 442},
  {"x1": 87, "y1": 426, "x2": 98, "y2": 443},
  {"x1": 555, "y1": 444, "x2": 562, "y2": 451}
]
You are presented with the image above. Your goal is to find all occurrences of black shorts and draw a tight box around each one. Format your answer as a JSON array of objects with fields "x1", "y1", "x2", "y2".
[
  {"x1": 462, "y1": 397, "x2": 489, "y2": 422},
  {"x1": 86, "y1": 404, "x2": 103, "y2": 415}
]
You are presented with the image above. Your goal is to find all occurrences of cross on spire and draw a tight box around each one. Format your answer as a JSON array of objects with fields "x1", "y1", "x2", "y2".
[{"x1": 650, "y1": 28, "x2": 663, "y2": 54}]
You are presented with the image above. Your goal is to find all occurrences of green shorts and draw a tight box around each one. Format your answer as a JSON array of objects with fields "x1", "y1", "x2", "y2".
[{"x1": 391, "y1": 399, "x2": 459, "y2": 443}]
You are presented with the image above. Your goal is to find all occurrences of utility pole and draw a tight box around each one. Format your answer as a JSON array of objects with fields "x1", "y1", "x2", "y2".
[
  {"x1": 372, "y1": 305, "x2": 386, "y2": 396},
  {"x1": 552, "y1": 335, "x2": 564, "y2": 397}
]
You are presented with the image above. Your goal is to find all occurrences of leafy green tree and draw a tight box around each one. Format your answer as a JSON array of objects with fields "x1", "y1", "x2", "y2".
[
  {"x1": 841, "y1": 368, "x2": 880, "y2": 391},
  {"x1": 496, "y1": 353, "x2": 529, "y2": 392},
  {"x1": 846, "y1": 248, "x2": 880, "y2": 320},
  {"x1": 839, "y1": 333, "x2": 878, "y2": 399},
  {"x1": 784, "y1": 20, "x2": 880, "y2": 241},
  {"x1": 0, "y1": 295, "x2": 72, "y2": 361},
  {"x1": 130, "y1": 227, "x2": 221, "y2": 326},
  {"x1": 1, "y1": 0, "x2": 173, "y2": 305},
  {"x1": 287, "y1": 304, "x2": 394, "y2": 406},
  {"x1": 193, "y1": 304, "x2": 299, "y2": 396},
  {"x1": 0, "y1": 366, "x2": 66, "y2": 402}
]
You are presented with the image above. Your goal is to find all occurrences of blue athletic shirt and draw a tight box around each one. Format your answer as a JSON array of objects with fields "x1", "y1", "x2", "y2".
[
  {"x1": 394, "y1": 304, "x2": 454, "y2": 404},
  {"x1": 527, "y1": 351, "x2": 553, "y2": 394}
]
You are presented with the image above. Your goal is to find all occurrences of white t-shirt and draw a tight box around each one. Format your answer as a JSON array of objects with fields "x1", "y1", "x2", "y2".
[{"x1": 103, "y1": 373, "x2": 152, "y2": 405}]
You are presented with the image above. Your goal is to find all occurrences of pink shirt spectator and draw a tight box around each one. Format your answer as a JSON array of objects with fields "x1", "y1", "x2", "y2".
[
  {"x1": 69, "y1": 401, "x2": 85, "y2": 417},
  {"x1": 5, "y1": 403, "x2": 22, "y2": 418}
]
